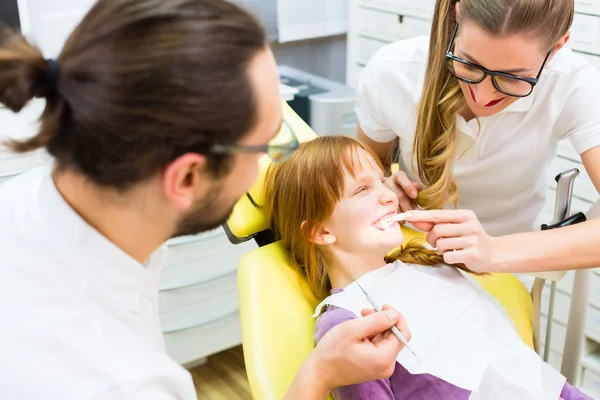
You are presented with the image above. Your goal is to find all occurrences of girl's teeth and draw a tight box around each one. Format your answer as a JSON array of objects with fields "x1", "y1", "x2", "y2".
[{"x1": 374, "y1": 214, "x2": 394, "y2": 230}]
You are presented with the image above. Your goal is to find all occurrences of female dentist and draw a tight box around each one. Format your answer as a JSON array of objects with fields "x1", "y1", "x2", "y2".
[
  {"x1": 0, "y1": 0, "x2": 409, "y2": 399},
  {"x1": 356, "y1": 0, "x2": 600, "y2": 242}
]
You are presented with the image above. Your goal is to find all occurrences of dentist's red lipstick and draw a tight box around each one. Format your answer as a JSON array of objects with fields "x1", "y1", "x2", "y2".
[
  {"x1": 468, "y1": 85, "x2": 506, "y2": 107},
  {"x1": 485, "y1": 97, "x2": 505, "y2": 107}
]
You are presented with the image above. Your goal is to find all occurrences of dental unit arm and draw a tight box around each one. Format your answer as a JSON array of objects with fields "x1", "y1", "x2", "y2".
[{"x1": 533, "y1": 168, "x2": 589, "y2": 384}]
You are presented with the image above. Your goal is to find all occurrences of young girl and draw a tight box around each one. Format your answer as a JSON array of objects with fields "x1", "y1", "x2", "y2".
[{"x1": 264, "y1": 135, "x2": 591, "y2": 399}]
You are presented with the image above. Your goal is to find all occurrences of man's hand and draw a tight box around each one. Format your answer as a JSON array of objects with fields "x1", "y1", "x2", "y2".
[{"x1": 285, "y1": 305, "x2": 410, "y2": 400}]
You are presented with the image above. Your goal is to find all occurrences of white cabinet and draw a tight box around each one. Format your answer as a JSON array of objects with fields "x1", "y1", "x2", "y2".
[
  {"x1": 576, "y1": 0, "x2": 600, "y2": 17},
  {"x1": 357, "y1": 0, "x2": 435, "y2": 19},
  {"x1": 570, "y1": 13, "x2": 600, "y2": 54},
  {"x1": 356, "y1": 7, "x2": 431, "y2": 43},
  {"x1": 160, "y1": 230, "x2": 257, "y2": 365},
  {"x1": 581, "y1": 354, "x2": 600, "y2": 398},
  {"x1": 346, "y1": 0, "x2": 434, "y2": 87},
  {"x1": 347, "y1": 0, "x2": 434, "y2": 87}
]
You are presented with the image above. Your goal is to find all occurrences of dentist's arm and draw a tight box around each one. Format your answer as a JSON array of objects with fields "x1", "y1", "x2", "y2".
[
  {"x1": 404, "y1": 209, "x2": 600, "y2": 274},
  {"x1": 492, "y1": 217, "x2": 600, "y2": 273},
  {"x1": 284, "y1": 306, "x2": 410, "y2": 400}
]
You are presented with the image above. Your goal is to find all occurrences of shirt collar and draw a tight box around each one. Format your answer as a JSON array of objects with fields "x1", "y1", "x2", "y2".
[{"x1": 38, "y1": 165, "x2": 166, "y2": 313}]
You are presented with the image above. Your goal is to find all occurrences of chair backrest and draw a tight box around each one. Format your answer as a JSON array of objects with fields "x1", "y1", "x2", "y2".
[
  {"x1": 238, "y1": 228, "x2": 535, "y2": 400},
  {"x1": 238, "y1": 241, "x2": 320, "y2": 400},
  {"x1": 232, "y1": 103, "x2": 534, "y2": 399},
  {"x1": 237, "y1": 225, "x2": 433, "y2": 400},
  {"x1": 225, "y1": 100, "x2": 318, "y2": 243}
]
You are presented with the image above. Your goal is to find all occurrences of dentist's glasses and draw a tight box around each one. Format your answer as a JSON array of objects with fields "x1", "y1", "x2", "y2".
[
  {"x1": 207, "y1": 120, "x2": 299, "y2": 163},
  {"x1": 445, "y1": 23, "x2": 551, "y2": 98}
]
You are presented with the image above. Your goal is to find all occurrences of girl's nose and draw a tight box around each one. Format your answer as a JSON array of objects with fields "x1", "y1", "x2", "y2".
[{"x1": 379, "y1": 188, "x2": 396, "y2": 205}]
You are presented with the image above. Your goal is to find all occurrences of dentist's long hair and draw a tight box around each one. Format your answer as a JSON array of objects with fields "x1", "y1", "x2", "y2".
[
  {"x1": 413, "y1": 0, "x2": 573, "y2": 211},
  {"x1": 264, "y1": 136, "x2": 476, "y2": 300}
]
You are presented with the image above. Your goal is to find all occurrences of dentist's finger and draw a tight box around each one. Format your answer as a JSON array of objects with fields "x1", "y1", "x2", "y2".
[
  {"x1": 384, "y1": 177, "x2": 415, "y2": 212},
  {"x1": 398, "y1": 193, "x2": 415, "y2": 214},
  {"x1": 392, "y1": 172, "x2": 419, "y2": 199},
  {"x1": 442, "y1": 248, "x2": 474, "y2": 267},
  {"x1": 361, "y1": 308, "x2": 376, "y2": 317},
  {"x1": 381, "y1": 304, "x2": 410, "y2": 341},
  {"x1": 353, "y1": 308, "x2": 401, "y2": 339},
  {"x1": 360, "y1": 308, "x2": 380, "y2": 340},
  {"x1": 435, "y1": 237, "x2": 472, "y2": 254},
  {"x1": 412, "y1": 221, "x2": 435, "y2": 233},
  {"x1": 405, "y1": 209, "x2": 476, "y2": 224},
  {"x1": 426, "y1": 223, "x2": 475, "y2": 246},
  {"x1": 361, "y1": 305, "x2": 411, "y2": 342}
]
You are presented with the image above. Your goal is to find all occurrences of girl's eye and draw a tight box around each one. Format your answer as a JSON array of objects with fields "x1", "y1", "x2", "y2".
[{"x1": 354, "y1": 185, "x2": 369, "y2": 195}]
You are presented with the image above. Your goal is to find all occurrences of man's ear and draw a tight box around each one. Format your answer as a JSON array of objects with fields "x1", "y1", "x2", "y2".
[
  {"x1": 163, "y1": 153, "x2": 207, "y2": 211},
  {"x1": 301, "y1": 220, "x2": 336, "y2": 245}
]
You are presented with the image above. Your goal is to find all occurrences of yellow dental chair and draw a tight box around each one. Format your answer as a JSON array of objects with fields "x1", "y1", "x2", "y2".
[{"x1": 225, "y1": 101, "x2": 537, "y2": 400}]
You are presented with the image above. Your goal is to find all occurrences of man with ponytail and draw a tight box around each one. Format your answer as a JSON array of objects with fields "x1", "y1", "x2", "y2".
[{"x1": 0, "y1": 1, "x2": 411, "y2": 399}]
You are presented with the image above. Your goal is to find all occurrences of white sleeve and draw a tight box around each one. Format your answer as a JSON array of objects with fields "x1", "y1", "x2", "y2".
[
  {"x1": 555, "y1": 64, "x2": 600, "y2": 154},
  {"x1": 354, "y1": 60, "x2": 398, "y2": 143},
  {"x1": 86, "y1": 372, "x2": 197, "y2": 400}
]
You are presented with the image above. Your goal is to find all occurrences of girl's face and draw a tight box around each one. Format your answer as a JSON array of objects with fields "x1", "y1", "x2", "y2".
[
  {"x1": 319, "y1": 149, "x2": 404, "y2": 258},
  {"x1": 454, "y1": 21, "x2": 550, "y2": 117}
]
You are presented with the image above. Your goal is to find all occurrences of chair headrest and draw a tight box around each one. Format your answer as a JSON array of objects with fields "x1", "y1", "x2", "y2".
[{"x1": 225, "y1": 100, "x2": 318, "y2": 242}]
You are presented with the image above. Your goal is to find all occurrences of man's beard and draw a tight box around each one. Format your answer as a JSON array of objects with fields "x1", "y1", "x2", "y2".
[{"x1": 171, "y1": 184, "x2": 236, "y2": 238}]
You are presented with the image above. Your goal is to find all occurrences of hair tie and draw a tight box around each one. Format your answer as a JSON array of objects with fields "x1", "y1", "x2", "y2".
[{"x1": 41, "y1": 58, "x2": 60, "y2": 92}]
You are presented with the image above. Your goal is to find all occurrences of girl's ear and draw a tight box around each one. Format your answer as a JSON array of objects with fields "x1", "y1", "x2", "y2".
[{"x1": 301, "y1": 220, "x2": 336, "y2": 245}]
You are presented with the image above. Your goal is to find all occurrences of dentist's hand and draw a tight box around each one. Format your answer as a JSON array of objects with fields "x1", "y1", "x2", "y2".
[
  {"x1": 315, "y1": 305, "x2": 410, "y2": 387},
  {"x1": 384, "y1": 170, "x2": 423, "y2": 213},
  {"x1": 404, "y1": 209, "x2": 498, "y2": 273},
  {"x1": 360, "y1": 304, "x2": 411, "y2": 345},
  {"x1": 285, "y1": 305, "x2": 410, "y2": 400}
]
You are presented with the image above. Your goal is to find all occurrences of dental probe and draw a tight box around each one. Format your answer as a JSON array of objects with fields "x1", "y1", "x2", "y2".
[{"x1": 355, "y1": 279, "x2": 420, "y2": 362}]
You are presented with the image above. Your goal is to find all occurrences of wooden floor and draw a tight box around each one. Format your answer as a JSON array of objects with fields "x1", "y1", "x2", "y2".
[{"x1": 191, "y1": 346, "x2": 253, "y2": 400}]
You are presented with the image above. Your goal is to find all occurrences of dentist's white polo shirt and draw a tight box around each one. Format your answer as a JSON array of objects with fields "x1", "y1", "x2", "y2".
[
  {"x1": 356, "y1": 36, "x2": 600, "y2": 236},
  {"x1": 0, "y1": 165, "x2": 196, "y2": 399}
]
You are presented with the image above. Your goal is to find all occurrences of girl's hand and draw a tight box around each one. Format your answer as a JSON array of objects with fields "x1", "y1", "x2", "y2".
[{"x1": 404, "y1": 209, "x2": 498, "y2": 273}]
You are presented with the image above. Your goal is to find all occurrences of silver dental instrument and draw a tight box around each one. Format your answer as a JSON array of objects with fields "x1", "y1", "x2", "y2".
[{"x1": 355, "y1": 280, "x2": 421, "y2": 362}]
